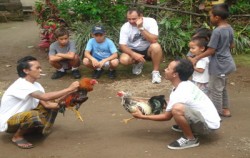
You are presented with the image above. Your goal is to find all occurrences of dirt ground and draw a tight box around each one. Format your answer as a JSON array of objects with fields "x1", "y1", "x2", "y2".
[{"x1": 0, "y1": 19, "x2": 250, "y2": 158}]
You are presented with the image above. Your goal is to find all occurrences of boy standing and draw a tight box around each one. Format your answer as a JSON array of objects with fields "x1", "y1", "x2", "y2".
[
  {"x1": 49, "y1": 28, "x2": 81, "y2": 79},
  {"x1": 83, "y1": 26, "x2": 119, "y2": 79},
  {"x1": 190, "y1": 3, "x2": 236, "y2": 117}
]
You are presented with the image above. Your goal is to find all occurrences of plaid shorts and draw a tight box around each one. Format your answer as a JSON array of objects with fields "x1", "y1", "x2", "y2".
[{"x1": 6, "y1": 104, "x2": 58, "y2": 135}]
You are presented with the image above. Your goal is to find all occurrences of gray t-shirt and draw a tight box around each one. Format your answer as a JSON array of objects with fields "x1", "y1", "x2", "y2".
[
  {"x1": 208, "y1": 26, "x2": 236, "y2": 75},
  {"x1": 49, "y1": 40, "x2": 76, "y2": 55}
]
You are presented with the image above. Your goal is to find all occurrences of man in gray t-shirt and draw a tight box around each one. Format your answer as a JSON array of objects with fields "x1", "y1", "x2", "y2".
[{"x1": 49, "y1": 28, "x2": 81, "y2": 79}]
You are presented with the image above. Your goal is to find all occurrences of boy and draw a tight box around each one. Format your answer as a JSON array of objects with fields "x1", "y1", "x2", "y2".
[
  {"x1": 190, "y1": 3, "x2": 236, "y2": 117},
  {"x1": 189, "y1": 37, "x2": 209, "y2": 94},
  {"x1": 83, "y1": 25, "x2": 119, "y2": 79},
  {"x1": 132, "y1": 59, "x2": 220, "y2": 150},
  {"x1": 49, "y1": 28, "x2": 81, "y2": 79}
]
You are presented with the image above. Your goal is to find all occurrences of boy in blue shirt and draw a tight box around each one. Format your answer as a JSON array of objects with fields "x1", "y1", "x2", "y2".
[
  {"x1": 49, "y1": 28, "x2": 81, "y2": 79},
  {"x1": 83, "y1": 26, "x2": 119, "y2": 79},
  {"x1": 190, "y1": 3, "x2": 236, "y2": 117}
]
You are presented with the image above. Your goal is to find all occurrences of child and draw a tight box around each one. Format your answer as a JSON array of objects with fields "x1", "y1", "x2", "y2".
[
  {"x1": 83, "y1": 25, "x2": 119, "y2": 79},
  {"x1": 49, "y1": 28, "x2": 81, "y2": 79},
  {"x1": 190, "y1": 3, "x2": 236, "y2": 117},
  {"x1": 187, "y1": 27, "x2": 211, "y2": 59},
  {"x1": 189, "y1": 37, "x2": 209, "y2": 94}
]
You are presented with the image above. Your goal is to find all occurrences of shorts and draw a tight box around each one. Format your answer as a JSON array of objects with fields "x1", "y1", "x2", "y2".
[
  {"x1": 60, "y1": 59, "x2": 71, "y2": 70},
  {"x1": 132, "y1": 47, "x2": 151, "y2": 61},
  {"x1": 184, "y1": 106, "x2": 213, "y2": 135},
  {"x1": 192, "y1": 80, "x2": 209, "y2": 94}
]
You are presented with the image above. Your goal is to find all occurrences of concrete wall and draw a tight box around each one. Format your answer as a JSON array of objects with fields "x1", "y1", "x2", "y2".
[
  {"x1": 0, "y1": 0, "x2": 23, "y2": 22},
  {"x1": 20, "y1": 0, "x2": 35, "y2": 7}
]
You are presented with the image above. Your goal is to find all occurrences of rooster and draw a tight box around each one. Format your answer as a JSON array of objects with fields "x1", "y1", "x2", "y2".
[
  {"x1": 117, "y1": 91, "x2": 166, "y2": 124},
  {"x1": 58, "y1": 78, "x2": 98, "y2": 121}
]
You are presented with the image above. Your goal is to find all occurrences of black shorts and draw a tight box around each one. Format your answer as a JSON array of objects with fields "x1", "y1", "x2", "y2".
[{"x1": 132, "y1": 47, "x2": 151, "y2": 61}]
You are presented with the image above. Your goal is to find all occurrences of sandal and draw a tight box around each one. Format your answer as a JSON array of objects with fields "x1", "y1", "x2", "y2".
[{"x1": 12, "y1": 138, "x2": 34, "y2": 149}]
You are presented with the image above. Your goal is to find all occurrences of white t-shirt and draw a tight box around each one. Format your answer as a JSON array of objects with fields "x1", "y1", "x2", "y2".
[
  {"x1": 119, "y1": 17, "x2": 158, "y2": 51},
  {"x1": 166, "y1": 81, "x2": 220, "y2": 129},
  {"x1": 192, "y1": 57, "x2": 209, "y2": 83},
  {"x1": 0, "y1": 78, "x2": 44, "y2": 132}
]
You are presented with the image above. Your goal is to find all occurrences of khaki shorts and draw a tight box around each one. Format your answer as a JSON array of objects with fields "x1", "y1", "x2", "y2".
[{"x1": 184, "y1": 106, "x2": 213, "y2": 135}]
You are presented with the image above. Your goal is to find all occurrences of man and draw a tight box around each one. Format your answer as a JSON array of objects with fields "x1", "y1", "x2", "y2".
[
  {"x1": 119, "y1": 8, "x2": 163, "y2": 83},
  {"x1": 0, "y1": 56, "x2": 79, "y2": 149},
  {"x1": 132, "y1": 59, "x2": 221, "y2": 149}
]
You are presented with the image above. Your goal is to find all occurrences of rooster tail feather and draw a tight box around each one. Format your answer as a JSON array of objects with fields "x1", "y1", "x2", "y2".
[{"x1": 148, "y1": 95, "x2": 166, "y2": 114}]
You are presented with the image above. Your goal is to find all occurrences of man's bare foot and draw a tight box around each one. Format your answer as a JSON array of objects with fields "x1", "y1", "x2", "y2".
[{"x1": 12, "y1": 137, "x2": 34, "y2": 149}]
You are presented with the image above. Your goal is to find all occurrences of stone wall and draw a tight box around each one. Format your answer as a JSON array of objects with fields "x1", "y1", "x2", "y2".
[{"x1": 0, "y1": 0, "x2": 23, "y2": 22}]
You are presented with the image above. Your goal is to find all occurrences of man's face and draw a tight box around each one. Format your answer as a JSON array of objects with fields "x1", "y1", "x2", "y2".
[
  {"x1": 57, "y1": 35, "x2": 69, "y2": 46},
  {"x1": 93, "y1": 33, "x2": 105, "y2": 43},
  {"x1": 127, "y1": 11, "x2": 141, "y2": 26},
  {"x1": 164, "y1": 61, "x2": 178, "y2": 81},
  {"x1": 25, "y1": 61, "x2": 42, "y2": 80}
]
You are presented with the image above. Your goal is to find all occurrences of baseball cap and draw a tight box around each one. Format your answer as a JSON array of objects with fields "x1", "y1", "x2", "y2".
[{"x1": 92, "y1": 26, "x2": 105, "y2": 34}]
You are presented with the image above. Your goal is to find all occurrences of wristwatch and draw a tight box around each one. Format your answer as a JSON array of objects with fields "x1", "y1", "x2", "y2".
[{"x1": 139, "y1": 27, "x2": 145, "y2": 31}]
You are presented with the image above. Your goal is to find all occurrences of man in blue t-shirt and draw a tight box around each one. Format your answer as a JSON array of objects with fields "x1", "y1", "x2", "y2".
[{"x1": 83, "y1": 26, "x2": 119, "y2": 79}]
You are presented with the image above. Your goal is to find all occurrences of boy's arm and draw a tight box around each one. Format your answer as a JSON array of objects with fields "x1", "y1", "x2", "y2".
[
  {"x1": 56, "y1": 52, "x2": 75, "y2": 59},
  {"x1": 190, "y1": 47, "x2": 215, "y2": 65},
  {"x1": 194, "y1": 67, "x2": 205, "y2": 73},
  {"x1": 100, "y1": 53, "x2": 118, "y2": 63}
]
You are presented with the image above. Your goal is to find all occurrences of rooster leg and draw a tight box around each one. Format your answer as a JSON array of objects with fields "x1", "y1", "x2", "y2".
[
  {"x1": 72, "y1": 108, "x2": 84, "y2": 122},
  {"x1": 121, "y1": 117, "x2": 135, "y2": 124}
]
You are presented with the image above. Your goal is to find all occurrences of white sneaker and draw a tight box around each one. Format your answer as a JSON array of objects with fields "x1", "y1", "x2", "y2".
[
  {"x1": 152, "y1": 71, "x2": 161, "y2": 83},
  {"x1": 132, "y1": 62, "x2": 144, "y2": 75}
]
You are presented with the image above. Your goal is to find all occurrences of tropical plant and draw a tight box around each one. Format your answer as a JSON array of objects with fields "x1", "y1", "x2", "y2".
[
  {"x1": 232, "y1": 23, "x2": 250, "y2": 54},
  {"x1": 158, "y1": 17, "x2": 192, "y2": 57}
]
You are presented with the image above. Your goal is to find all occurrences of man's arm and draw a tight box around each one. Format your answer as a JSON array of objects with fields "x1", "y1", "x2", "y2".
[
  {"x1": 40, "y1": 100, "x2": 59, "y2": 109},
  {"x1": 30, "y1": 81, "x2": 79, "y2": 101},
  {"x1": 132, "y1": 108, "x2": 173, "y2": 121},
  {"x1": 136, "y1": 17, "x2": 158, "y2": 43},
  {"x1": 139, "y1": 29, "x2": 158, "y2": 43}
]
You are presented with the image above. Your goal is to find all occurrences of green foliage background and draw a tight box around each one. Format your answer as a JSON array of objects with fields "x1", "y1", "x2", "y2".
[{"x1": 35, "y1": 0, "x2": 250, "y2": 57}]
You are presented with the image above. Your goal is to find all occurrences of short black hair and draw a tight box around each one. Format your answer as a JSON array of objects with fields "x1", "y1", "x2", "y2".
[
  {"x1": 127, "y1": 8, "x2": 143, "y2": 16},
  {"x1": 192, "y1": 27, "x2": 212, "y2": 41},
  {"x1": 191, "y1": 36, "x2": 209, "y2": 51},
  {"x1": 212, "y1": 3, "x2": 230, "y2": 20},
  {"x1": 174, "y1": 59, "x2": 194, "y2": 81},
  {"x1": 17, "y1": 56, "x2": 37, "y2": 77},
  {"x1": 54, "y1": 27, "x2": 69, "y2": 38}
]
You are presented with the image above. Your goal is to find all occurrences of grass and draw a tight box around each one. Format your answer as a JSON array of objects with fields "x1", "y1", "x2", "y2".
[{"x1": 233, "y1": 54, "x2": 250, "y2": 67}]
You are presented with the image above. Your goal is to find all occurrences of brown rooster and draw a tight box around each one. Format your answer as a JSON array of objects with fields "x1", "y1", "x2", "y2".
[{"x1": 58, "y1": 78, "x2": 98, "y2": 121}]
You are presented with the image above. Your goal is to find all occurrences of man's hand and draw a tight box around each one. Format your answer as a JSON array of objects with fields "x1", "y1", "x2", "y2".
[
  {"x1": 131, "y1": 108, "x2": 144, "y2": 119},
  {"x1": 136, "y1": 17, "x2": 143, "y2": 28},
  {"x1": 132, "y1": 52, "x2": 145, "y2": 62}
]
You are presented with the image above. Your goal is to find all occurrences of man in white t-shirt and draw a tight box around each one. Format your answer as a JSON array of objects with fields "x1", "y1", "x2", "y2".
[
  {"x1": 0, "y1": 56, "x2": 79, "y2": 149},
  {"x1": 119, "y1": 8, "x2": 163, "y2": 84},
  {"x1": 132, "y1": 59, "x2": 221, "y2": 150}
]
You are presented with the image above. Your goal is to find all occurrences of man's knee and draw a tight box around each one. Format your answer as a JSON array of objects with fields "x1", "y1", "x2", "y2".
[
  {"x1": 110, "y1": 59, "x2": 119, "y2": 67},
  {"x1": 119, "y1": 54, "x2": 131, "y2": 65}
]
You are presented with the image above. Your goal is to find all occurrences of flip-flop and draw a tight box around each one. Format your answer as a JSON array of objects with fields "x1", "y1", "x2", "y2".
[{"x1": 12, "y1": 139, "x2": 34, "y2": 149}]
